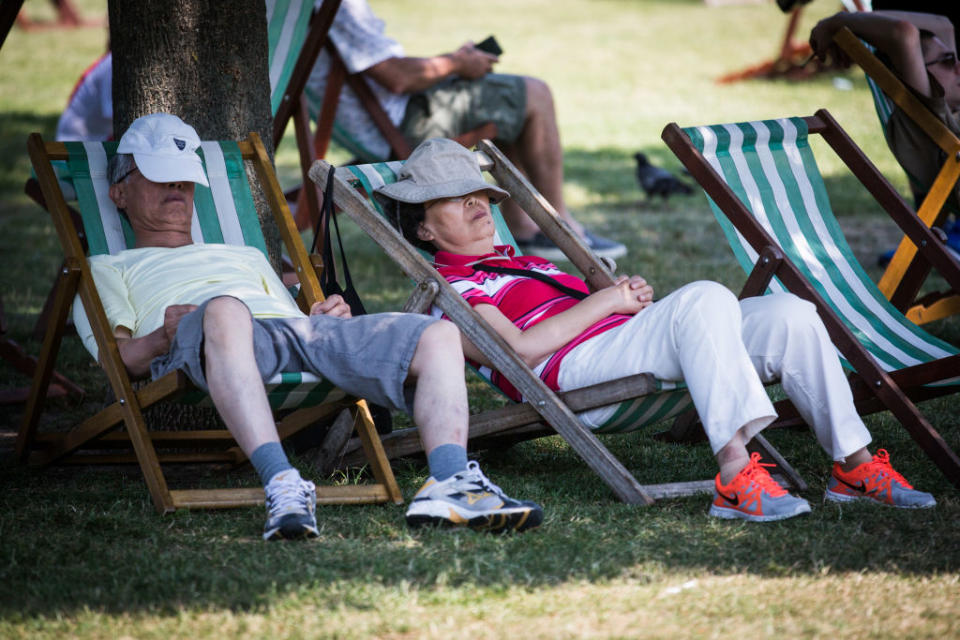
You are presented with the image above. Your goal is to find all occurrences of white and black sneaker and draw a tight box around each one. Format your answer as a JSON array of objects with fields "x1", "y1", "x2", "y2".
[
  {"x1": 405, "y1": 461, "x2": 543, "y2": 533},
  {"x1": 263, "y1": 469, "x2": 319, "y2": 541}
]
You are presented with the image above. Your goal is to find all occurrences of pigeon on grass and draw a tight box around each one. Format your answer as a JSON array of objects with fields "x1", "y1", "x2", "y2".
[{"x1": 634, "y1": 152, "x2": 693, "y2": 200}]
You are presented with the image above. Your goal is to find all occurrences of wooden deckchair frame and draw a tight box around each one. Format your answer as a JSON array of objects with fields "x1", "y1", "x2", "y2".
[
  {"x1": 17, "y1": 131, "x2": 403, "y2": 514},
  {"x1": 834, "y1": 27, "x2": 960, "y2": 324},
  {"x1": 662, "y1": 109, "x2": 960, "y2": 489},
  {"x1": 309, "y1": 141, "x2": 806, "y2": 506}
]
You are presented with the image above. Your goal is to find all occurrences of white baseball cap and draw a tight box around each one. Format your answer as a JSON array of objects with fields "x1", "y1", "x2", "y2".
[{"x1": 116, "y1": 113, "x2": 209, "y2": 187}]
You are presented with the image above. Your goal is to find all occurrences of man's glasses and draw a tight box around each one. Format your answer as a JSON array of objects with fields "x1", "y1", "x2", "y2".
[
  {"x1": 925, "y1": 51, "x2": 958, "y2": 69},
  {"x1": 117, "y1": 166, "x2": 139, "y2": 183}
]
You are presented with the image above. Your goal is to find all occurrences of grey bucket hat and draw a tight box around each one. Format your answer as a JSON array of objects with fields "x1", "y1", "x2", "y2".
[{"x1": 372, "y1": 138, "x2": 509, "y2": 211}]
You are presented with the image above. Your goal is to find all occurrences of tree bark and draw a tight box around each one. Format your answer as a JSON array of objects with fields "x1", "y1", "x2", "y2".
[{"x1": 108, "y1": 0, "x2": 281, "y2": 267}]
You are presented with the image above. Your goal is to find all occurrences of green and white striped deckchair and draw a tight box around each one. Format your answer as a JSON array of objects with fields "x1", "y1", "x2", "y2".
[
  {"x1": 266, "y1": 0, "x2": 317, "y2": 117},
  {"x1": 833, "y1": 26, "x2": 960, "y2": 325},
  {"x1": 310, "y1": 141, "x2": 806, "y2": 505},
  {"x1": 662, "y1": 111, "x2": 960, "y2": 489},
  {"x1": 18, "y1": 131, "x2": 403, "y2": 513},
  {"x1": 340, "y1": 160, "x2": 694, "y2": 435}
]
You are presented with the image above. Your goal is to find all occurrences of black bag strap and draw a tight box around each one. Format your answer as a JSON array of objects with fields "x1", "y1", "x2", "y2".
[
  {"x1": 310, "y1": 168, "x2": 393, "y2": 433},
  {"x1": 477, "y1": 263, "x2": 588, "y2": 300},
  {"x1": 312, "y1": 166, "x2": 367, "y2": 316}
]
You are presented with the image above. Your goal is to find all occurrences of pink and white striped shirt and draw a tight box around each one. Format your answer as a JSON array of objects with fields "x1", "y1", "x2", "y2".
[{"x1": 433, "y1": 245, "x2": 629, "y2": 400}]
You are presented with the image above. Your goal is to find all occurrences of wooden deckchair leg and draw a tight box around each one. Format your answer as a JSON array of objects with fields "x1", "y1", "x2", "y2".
[
  {"x1": 293, "y1": 96, "x2": 323, "y2": 231},
  {"x1": 748, "y1": 433, "x2": 808, "y2": 492},
  {"x1": 351, "y1": 399, "x2": 403, "y2": 504},
  {"x1": 312, "y1": 409, "x2": 356, "y2": 475},
  {"x1": 16, "y1": 261, "x2": 81, "y2": 460},
  {"x1": 906, "y1": 293, "x2": 960, "y2": 324},
  {"x1": 658, "y1": 410, "x2": 704, "y2": 444},
  {"x1": 871, "y1": 376, "x2": 960, "y2": 489}
]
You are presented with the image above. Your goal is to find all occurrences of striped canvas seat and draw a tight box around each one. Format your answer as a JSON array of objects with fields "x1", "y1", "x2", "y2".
[
  {"x1": 682, "y1": 117, "x2": 959, "y2": 377},
  {"x1": 341, "y1": 160, "x2": 693, "y2": 434},
  {"x1": 66, "y1": 140, "x2": 345, "y2": 410},
  {"x1": 266, "y1": 0, "x2": 316, "y2": 116}
]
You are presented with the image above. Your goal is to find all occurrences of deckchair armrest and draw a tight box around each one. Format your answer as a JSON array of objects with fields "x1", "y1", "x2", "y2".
[{"x1": 738, "y1": 246, "x2": 784, "y2": 300}]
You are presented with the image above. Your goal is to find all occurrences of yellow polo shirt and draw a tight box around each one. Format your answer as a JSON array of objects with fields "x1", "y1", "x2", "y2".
[{"x1": 73, "y1": 243, "x2": 303, "y2": 360}]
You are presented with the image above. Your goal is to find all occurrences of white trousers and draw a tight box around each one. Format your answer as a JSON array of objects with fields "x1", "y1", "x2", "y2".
[{"x1": 555, "y1": 281, "x2": 871, "y2": 460}]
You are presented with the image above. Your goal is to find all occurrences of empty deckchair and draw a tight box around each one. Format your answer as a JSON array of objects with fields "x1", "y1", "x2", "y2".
[
  {"x1": 307, "y1": 143, "x2": 806, "y2": 505},
  {"x1": 18, "y1": 131, "x2": 403, "y2": 514},
  {"x1": 834, "y1": 26, "x2": 960, "y2": 324},
  {"x1": 662, "y1": 110, "x2": 960, "y2": 489}
]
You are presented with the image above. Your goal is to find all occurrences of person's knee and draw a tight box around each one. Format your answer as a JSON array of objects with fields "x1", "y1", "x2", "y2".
[
  {"x1": 419, "y1": 320, "x2": 462, "y2": 354},
  {"x1": 673, "y1": 280, "x2": 740, "y2": 330},
  {"x1": 764, "y1": 292, "x2": 820, "y2": 330},
  {"x1": 687, "y1": 280, "x2": 738, "y2": 312},
  {"x1": 202, "y1": 296, "x2": 252, "y2": 343},
  {"x1": 411, "y1": 320, "x2": 463, "y2": 372},
  {"x1": 523, "y1": 76, "x2": 554, "y2": 116}
]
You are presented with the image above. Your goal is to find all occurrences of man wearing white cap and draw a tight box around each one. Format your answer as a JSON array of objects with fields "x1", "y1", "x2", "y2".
[{"x1": 78, "y1": 113, "x2": 542, "y2": 539}]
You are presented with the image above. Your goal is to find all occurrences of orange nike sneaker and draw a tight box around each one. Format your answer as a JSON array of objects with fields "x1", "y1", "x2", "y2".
[
  {"x1": 709, "y1": 452, "x2": 811, "y2": 522},
  {"x1": 825, "y1": 449, "x2": 936, "y2": 509}
]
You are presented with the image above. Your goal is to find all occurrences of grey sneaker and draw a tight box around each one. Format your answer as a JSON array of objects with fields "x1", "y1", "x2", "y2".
[
  {"x1": 515, "y1": 230, "x2": 627, "y2": 262},
  {"x1": 263, "y1": 469, "x2": 319, "y2": 541},
  {"x1": 824, "y1": 449, "x2": 936, "y2": 509},
  {"x1": 405, "y1": 461, "x2": 543, "y2": 533},
  {"x1": 708, "y1": 453, "x2": 811, "y2": 522},
  {"x1": 583, "y1": 230, "x2": 627, "y2": 260}
]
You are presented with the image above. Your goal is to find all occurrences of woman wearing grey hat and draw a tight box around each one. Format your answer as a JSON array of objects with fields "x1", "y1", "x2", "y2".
[{"x1": 375, "y1": 138, "x2": 936, "y2": 523}]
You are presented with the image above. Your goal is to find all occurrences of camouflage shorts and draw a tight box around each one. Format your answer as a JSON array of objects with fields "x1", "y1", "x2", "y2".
[{"x1": 400, "y1": 73, "x2": 527, "y2": 146}]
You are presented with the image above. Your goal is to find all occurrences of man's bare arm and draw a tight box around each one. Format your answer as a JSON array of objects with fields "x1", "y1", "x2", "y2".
[
  {"x1": 364, "y1": 43, "x2": 497, "y2": 94},
  {"x1": 878, "y1": 10, "x2": 954, "y2": 52},
  {"x1": 114, "y1": 304, "x2": 197, "y2": 378},
  {"x1": 810, "y1": 11, "x2": 955, "y2": 99}
]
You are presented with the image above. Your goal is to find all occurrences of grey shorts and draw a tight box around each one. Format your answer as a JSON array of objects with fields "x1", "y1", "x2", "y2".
[
  {"x1": 149, "y1": 297, "x2": 438, "y2": 414},
  {"x1": 400, "y1": 73, "x2": 527, "y2": 146}
]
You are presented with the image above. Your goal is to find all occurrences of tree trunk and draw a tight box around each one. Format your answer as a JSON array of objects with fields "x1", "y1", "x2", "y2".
[
  {"x1": 108, "y1": 0, "x2": 281, "y2": 268},
  {"x1": 108, "y1": 0, "x2": 280, "y2": 430}
]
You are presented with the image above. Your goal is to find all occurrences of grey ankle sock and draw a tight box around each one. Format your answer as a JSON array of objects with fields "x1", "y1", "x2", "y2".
[
  {"x1": 427, "y1": 443, "x2": 468, "y2": 481},
  {"x1": 250, "y1": 442, "x2": 293, "y2": 486}
]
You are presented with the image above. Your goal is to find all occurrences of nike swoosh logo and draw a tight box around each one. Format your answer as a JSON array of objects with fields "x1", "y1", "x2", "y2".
[
  {"x1": 837, "y1": 477, "x2": 869, "y2": 494},
  {"x1": 718, "y1": 490, "x2": 739, "y2": 506}
]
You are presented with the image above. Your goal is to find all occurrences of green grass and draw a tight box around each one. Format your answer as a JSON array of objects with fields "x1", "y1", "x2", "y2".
[{"x1": 1, "y1": 0, "x2": 959, "y2": 638}]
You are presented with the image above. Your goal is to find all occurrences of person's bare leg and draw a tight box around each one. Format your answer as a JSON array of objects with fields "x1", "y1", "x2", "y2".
[
  {"x1": 840, "y1": 447, "x2": 872, "y2": 471},
  {"x1": 499, "y1": 76, "x2": 584, "y2": 240},
  {"x1": 406, "y1": 320, "x2": 469, "y2": 454},
  {"x1": 716, "y1": 428, "x2": 751, "y2": 485},
  {"x1": 202, "y1": 296, "x2": 279, "y2": 455}
]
